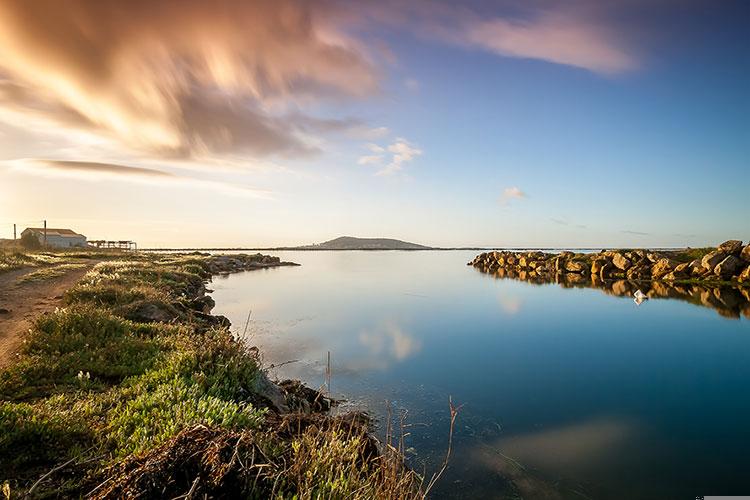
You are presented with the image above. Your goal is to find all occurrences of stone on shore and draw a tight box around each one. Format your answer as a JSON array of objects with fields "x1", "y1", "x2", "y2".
[
  {"x1": 741, "y1": 245, "x2": 750, "y2": 262},
  {"x1": 714, "y1": 255, "x2": 743, "y2": 278},
  {"x1": 612, "y1": 253, "x2": 632, "y2": 271},
  {"x1": 565, "y1": 260, "x2": 588, "y2": 273},
  {"x1": 718, "y1": 240, "x2": 743, "y2": 254},
  {"x1": 652, "y1": 258, "x2": 677, "y2": 279},
  {"x1": 701, "y1": 250, "x2": 727, "y2": 272}
]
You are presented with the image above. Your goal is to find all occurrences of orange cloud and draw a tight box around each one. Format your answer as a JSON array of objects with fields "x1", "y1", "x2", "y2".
[{"x1": 0, "y1": 0, "x2": 378, "y2": 159}]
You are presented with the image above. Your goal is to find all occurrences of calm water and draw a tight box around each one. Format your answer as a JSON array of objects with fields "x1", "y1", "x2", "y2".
[{"x1": 211, "y1": 251, "x2": 750, "y2": 499}]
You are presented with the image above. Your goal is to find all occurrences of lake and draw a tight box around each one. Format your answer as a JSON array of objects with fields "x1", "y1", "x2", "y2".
[{"x1": 211, "y1": 250, "x2": 750, "y2": 499}]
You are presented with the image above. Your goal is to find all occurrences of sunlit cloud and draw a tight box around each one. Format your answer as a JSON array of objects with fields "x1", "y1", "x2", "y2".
[
  {"x1": 0, "y1": 0, "x2": 379, "y2": 160},
  {"x1": 5, "y1": 159, "x2": 272, "y2": 198},
  {"x1": 358, "y1": 137, "x2": 423, "y2": 176},
  {"x1": 463, "y1": 13, "x2": 637, "y2": 75},
  {"x1": 500, "y1": 186, "x2": 527, "y2": 205}
]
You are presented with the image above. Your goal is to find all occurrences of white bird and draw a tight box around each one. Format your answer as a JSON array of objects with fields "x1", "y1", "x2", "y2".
[{"x1": 633, "y1": 289, "x2": 648, "y2": 305}]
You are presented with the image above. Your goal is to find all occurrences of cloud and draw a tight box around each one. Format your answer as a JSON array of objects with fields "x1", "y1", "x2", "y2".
[
  {"x1": 551, "y1": 218, "x2": 587, "y2": 229},
  {"x1": 378, "y1": 138, "x2": 423, "y2": 176},
  {"x1": 621, "y1": 230, "x2": 650, "y2": 236},
  {"x1": 6, "y1": 159, "x2": 271, "y2": 198},
  {"x1": 0, "y1": 0, "x2": 379, "y2": 160},
  {"x1": 500, "y1": 186, "x2": 527, "y2": 205},
  {"x1": 357, "y1": 137, "x2": 422, "y2": 175},
  {"x1": 463, "y1": 13, "x2": 637, "y2": 75},
  {"x1": 357, "y1": 155, "x2": 384, "y2": 166}
]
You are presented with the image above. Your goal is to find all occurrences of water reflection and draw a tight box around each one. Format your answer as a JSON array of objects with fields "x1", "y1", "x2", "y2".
[{"x1": 477, "y1": 265, "x2": 750, "y2": 319}]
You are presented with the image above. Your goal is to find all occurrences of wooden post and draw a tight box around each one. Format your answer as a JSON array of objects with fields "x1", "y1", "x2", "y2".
[
  {"x1": 43, "y1": 220, "x2": 47, "y2": 247},
  {"x1": 13, "y1": 224, "x2": 16, "y2": 241}
]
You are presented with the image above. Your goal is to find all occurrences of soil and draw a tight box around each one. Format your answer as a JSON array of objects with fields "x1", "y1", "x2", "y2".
[{"x1": 0, "y1": 263, "x2": 97, "y2": 368}]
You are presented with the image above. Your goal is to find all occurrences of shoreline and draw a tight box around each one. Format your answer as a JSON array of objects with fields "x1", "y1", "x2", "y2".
[{"x1": 0, "y1": 250, "x2": 423, "y2": 498}]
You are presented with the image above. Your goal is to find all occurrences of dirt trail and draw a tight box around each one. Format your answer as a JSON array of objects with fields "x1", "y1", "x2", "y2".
[{"x1": 0, "y1": 263, "x2": 97, "y2": 368}]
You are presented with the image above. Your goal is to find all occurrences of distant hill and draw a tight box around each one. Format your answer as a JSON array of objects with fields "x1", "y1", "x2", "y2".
[{"x1": 302, "y1": 236, "x2": 431, "y2": 250}]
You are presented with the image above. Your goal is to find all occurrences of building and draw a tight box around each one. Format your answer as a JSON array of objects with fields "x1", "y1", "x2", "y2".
[{"x1": 21, "y1": 227, "x2": 87, "y2": 248}]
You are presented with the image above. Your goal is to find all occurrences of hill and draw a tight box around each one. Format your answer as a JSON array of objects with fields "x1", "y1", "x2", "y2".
[{"x1": 303, "y1": 236, "x2": 431, "y2": 250}]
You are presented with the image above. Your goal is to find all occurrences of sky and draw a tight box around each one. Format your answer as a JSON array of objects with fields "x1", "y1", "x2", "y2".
[{"x1": 0, "y1": 0, "x2": 747, "y2": 248}]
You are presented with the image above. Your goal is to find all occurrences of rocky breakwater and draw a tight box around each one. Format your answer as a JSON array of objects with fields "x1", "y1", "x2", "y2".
[
  {"x1": 206, "y1": 252, "x2": 300, "y2": 274},
  {"x1": 469, "y1": 240, "x2": 750, "y2": 319}
]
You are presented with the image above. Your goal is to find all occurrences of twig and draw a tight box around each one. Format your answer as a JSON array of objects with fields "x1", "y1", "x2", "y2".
[
  {"x1": 242, "y1": 309, "x2": 252, "y2": 337},
  {"x1": 170, "y1": 476, "x2": 200, "y2": 500},
  {"x1": 268, "y1": 359, "x2": 299, "y2": 369},
  {"x1": 28, "y1": 451, "x2": 104, "y2": 496},
  {"x1": 423, "y1": 396, "x2": 463, "y2": 496},
  {"x1": 27, "y1": 456, "x2": 78, "y2": 495}
]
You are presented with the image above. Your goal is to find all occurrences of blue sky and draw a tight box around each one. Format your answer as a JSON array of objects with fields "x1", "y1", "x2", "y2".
[{"x1": 0, "y1": 0, "x2": 747, "y2": 247}]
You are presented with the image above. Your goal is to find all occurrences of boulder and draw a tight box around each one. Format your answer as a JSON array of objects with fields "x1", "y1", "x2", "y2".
[
  {"x1": 718, "y1": 240, "x2": 743, "y2": 254},
  {"x1": 673, "y1": 262, "x2": 691, "y2": 278},
  {"x1": 599, "y1": 262, "x2": 614, "y2": 280},
  {"x1": 741, "y1": 245, "x2": 750, "y2": 262},
  {"x1": 701, "y1": 250, "x2": 727, "y2": 271},
  {"x1": 738, "y1": 266, "x2": 750, "y2": 283},
  {"x1": 627, "y1": 265, "x2": 651, "y2": 280},
  {"x1": 652, "y1": 258, "x2": 677, "y2": 279},
  {"x1": 612, "y1": 253, "x2": 632, "y2": 271},
  {"x1": 714, "y1": 255, "x2": 743, "y2": 278},
  {"x1": 189, "y1": 295, "x2": 216, "y2": 314},
  {"x1": 590, "y1": 258, "x2": 609, "y2": 275},
  {"x1": 564, "y1": 260, "x2": 588, "y2": 273},
  {"x1": 126, "y1": 301, "x2": 179, "y2": 323}
]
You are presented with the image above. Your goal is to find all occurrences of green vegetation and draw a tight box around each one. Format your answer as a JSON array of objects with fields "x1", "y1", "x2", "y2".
[
  {"x1": 0, "y1": 252, "x2": 424, "y2": 499},
  {"x1": 17, "y1": 263, "x2": 88, "y2": 284}
]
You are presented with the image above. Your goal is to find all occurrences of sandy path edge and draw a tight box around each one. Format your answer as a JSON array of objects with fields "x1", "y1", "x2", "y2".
[{"x1": 0, "y1": 263, "x2": 98, "y2": 369}]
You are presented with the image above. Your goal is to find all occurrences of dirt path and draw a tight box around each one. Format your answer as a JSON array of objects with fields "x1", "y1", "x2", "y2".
[{"x1": 0, "y1": 263, "x2": 98, "y2": 368}]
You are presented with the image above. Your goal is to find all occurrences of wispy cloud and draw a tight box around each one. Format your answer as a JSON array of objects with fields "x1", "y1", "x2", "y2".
[
  {"x1": 358, "y1": 137, "x2": 422, "y2": 176},
  {"x1": 621, "y1": 230, "x2": 650, "y2": 236},
  {"x1": 6, "y1": 159, "x2": 272, "y2": 198},
  {"x1": 463, "y1": 13, "x2": 636, "y2": 75},
  {"x1": 551, "y1": 218, "x2": 587, "y2": 229},
  {"x1": 352, "y1": 2, "x2": 638, "y2": 75}
]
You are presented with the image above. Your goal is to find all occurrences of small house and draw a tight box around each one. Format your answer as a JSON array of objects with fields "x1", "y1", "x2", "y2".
[{"x1": 21, "y1": 227, "x2": 87, "y2": 248}]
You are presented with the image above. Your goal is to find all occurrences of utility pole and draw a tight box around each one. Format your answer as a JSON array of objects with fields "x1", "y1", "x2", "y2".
[{"x1": 43, "y1": 220, "x2": 47, "y2": 247}]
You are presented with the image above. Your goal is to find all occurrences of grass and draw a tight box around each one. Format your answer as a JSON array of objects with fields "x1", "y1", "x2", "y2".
[
  {"x1": 0, "y1": 251, "x2": 427, "y2": 499},
  {"x1": 17, "y1": 263, "x2": 88, "y2": 284}
]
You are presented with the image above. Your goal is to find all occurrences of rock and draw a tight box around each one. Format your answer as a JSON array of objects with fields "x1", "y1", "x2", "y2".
[
  {"x1": 599, "y1": 262, "x2": 614, "y2": 280},
  {"x1": 673, "y1": 262, "x2": 691, "y2": 278},
  {"x1": 718, "y1": 240, "x2": 743, "y2": 254},
  {"x1": 0, "y1": 308, "x2": 10, "y2": 315},
  {"x1": 591, "y1": 258, "x2": 609, "y2": 275},
  {"x1": 741, "y1": 245, "x2": 750, "y2": 262},
  {"x1": 612, "y1": 253, "x2": 632, "y2": 271},
  {"x1": 627, "y1": 265, "x2": 651, "y2": 280},
  {"x1": 126, "y1": 301, "x2": 179, "y2": 323},
  {"x1": 189, "y1": 295, "x2": 216, "y2": 314},
  {"x1": 701, "y1": 250, "x2": 727, "y2": 271},
  {"x1": 652, "y1": 258, "x2": 677, "y2": 279},
  {"x1": 252, "y1": 371, "x2": 289, "y2": 413},
  {"x1": 565, "y1": 260, "x2": 588, "y2": 273},
  {"x1": 714, "y1": 255, "x2": 743, "y2": 278},
  {"x1": 738, "y1": 266, "x2": 750, "y2": 283}
]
